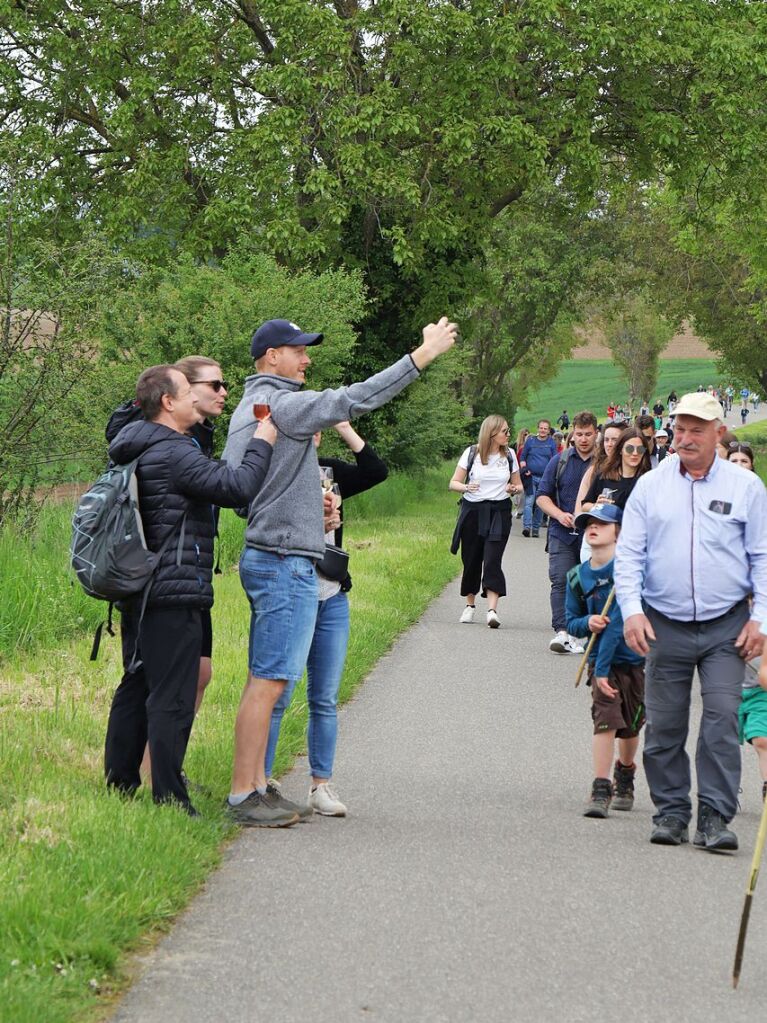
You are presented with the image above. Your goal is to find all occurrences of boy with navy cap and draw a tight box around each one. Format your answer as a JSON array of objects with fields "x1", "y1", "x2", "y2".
[{"x1": 566, "y1": 503, "x2": 645, "y2": 818}]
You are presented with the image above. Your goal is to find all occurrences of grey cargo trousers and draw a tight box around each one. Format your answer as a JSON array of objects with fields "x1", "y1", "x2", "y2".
[{"x1": 643, "y1": 600, "x2": 749, "y2": 824}]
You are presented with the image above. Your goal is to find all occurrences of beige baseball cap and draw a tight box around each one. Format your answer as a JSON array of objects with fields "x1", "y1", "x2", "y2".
[{"x1": 671, "y1": 392, "x2": 723, "y2": 421}]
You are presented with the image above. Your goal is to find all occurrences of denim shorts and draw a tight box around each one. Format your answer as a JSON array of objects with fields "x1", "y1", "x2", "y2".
[{"x1": 239, "y1": 548, "x2": 319, "y2": 682}]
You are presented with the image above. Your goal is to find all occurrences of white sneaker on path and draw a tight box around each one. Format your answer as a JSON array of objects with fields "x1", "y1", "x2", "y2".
[
  {"x1": 549, "y1": 630, "x2": 568, "y2": 653},
  {"x1": 309, "y1": 783, "x2": 347, "y2": 817},
  {"x1": 459, "y1": 605, "x2": 475, "y2": 624},
  {"x1": 566, "y1": 635, "x2": 586, "y2": 654},
  {"x1": 487, "y1": 610, "x2": 500, "y2": 629}
]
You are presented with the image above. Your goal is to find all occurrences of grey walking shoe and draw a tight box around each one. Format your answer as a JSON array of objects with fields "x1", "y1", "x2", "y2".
[
  {"x1": 693, "y1": 804, "x2": 738, "y2": 852},
  {"x1": 583, "y1": 778, "x2": 612, "y2": 818},
  {"x1": 266, "y1": 780, "x2": 314, "y2": 821},
  {"x1": 650, "y1": 815, "x2": 689, "y2": 845},
  {"x1": 611, "y1": 761, "x2": 636, "y2": 811},
  {"x1": 226, "y1": 791, "x2": 299, "y2": 828}
]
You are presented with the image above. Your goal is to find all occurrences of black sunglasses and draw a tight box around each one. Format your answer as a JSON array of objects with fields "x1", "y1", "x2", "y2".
[{"x1": 194, "y1": 379, "x2": 229, "y2": 393}]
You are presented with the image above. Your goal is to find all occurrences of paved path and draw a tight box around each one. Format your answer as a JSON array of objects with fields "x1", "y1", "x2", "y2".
[
  {"x1": 111, "y1": 522, "x2": 767, "y2": 1023},
  {"x1": 722, "y1": 400, "x2": 765, "y2": 432}
]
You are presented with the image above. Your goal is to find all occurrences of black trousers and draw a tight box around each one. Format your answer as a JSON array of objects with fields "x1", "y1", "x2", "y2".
[
  {"x1": 104, "y1": 606, "x2": 202, "y2": 808},
  {"x1": 459, "y1": 502, "x2": 511, "y2": 597}
]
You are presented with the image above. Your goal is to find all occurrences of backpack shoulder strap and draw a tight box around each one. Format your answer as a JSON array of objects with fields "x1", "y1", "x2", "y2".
[
  {"x1": 554, "y1": 446, "x2": 573, "y2": 503},
  {"x1": 566, "y1": 563, "x2": 585, "y2": 604},
  {"x1": 465, "y1": 444, "x2": 478, "y2": 479}
]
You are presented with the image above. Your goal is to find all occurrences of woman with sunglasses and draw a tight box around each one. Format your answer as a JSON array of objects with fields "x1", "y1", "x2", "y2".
[
  {"x1": 577, "y1": 427, "x2": 652, "y2": 516},
  {"x1": 450, "y1": 415, "x2": 522, "y2": 628},
  {"x1": 574, "y1": 421, "x2": 627, "y2": 520},
  {"x1": 728, "y1": 442, "x2": 756, "y2": 472}
]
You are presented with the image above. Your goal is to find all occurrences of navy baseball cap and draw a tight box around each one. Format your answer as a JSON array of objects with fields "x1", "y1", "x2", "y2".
[
  {"x1": 251, "y1": 319, "x2": 323, "y2": 359},
  {"x1": 573, "y1": 504, "x2": 623, "y2": 531}
]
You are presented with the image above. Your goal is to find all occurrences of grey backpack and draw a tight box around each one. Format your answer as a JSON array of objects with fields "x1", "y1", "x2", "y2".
[{"x1": 71, "y1": 453, "x2": 184, "y2": 660}]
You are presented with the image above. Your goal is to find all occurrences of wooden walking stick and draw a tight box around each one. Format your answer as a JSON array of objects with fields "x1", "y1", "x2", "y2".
[
  {"x1": 575, "y1": 587, "x2": 615, "y2": 688},
  {"x1": 732, "y1": 793, "x2": 767, "y2": 987}
]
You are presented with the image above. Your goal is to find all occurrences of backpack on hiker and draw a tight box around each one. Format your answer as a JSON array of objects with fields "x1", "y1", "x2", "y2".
[{"x1": 70, "y1": 450, "x2": 185, "y2": 662}]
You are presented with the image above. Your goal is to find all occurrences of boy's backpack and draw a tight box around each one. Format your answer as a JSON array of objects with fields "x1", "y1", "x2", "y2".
[
  {"x1": 70, "y1": 450, "x2": 185, "y2": 661},
  {"x1": 566, "y1": 563, "x2": 586, "y2": 606}
]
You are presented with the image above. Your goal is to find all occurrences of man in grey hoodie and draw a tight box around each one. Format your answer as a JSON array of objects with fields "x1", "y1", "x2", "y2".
[{"x1": 222, "y1": 315, "x2": 458, "y2": 826}]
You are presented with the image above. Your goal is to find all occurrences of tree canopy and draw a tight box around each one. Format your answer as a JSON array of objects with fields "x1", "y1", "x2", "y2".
[{"x1": 2, "y1": 0, "x2": 767, "y2": 490}]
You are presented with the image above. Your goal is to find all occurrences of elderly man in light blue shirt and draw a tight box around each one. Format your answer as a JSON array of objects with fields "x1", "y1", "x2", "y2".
[{"x1": 615, "y1": 392, "x2": 767, "y2": 852}]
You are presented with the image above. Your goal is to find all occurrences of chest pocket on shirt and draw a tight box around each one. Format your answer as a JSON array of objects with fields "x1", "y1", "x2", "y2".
[{"x1": 697, "y1": 498, "x2": 744, "y2": 547}]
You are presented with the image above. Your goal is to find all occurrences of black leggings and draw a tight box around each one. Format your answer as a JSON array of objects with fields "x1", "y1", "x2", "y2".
[{"x1": 459, "y1": 503, "x2": 511, "y2": 597}]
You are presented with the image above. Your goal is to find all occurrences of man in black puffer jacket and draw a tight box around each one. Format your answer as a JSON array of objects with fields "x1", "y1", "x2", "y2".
[{"x1": 104, "y1": 364, "x2": 276, "y2": 816}]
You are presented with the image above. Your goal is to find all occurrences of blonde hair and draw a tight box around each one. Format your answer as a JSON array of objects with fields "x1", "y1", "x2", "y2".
[
  {"x1": 515, "y1": 427, "x2": 530, "y2": 453},
  {"x1": 174, "y1": 355, "x2": 221, "y2": 382},
  {"x1": 477, "y1": 414, "x2": 509, "y2": 464}
]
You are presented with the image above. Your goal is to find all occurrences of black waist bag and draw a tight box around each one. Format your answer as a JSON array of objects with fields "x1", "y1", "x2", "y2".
[{"x1": 317, "y1": 543, "x2": 349, "y2": 582}]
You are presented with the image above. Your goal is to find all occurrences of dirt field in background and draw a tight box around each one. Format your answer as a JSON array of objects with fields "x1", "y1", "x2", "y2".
[{"x1": 571, "y1": 322, "x2": 712, "y2": 360}]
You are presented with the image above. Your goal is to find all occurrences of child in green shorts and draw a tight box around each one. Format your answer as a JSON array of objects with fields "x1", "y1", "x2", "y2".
[{"x1": 739, "y1": 656, "x2": 767, "y2": 801}]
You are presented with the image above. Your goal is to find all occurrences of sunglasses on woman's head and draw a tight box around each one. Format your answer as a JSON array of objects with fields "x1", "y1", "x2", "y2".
[{"x1": 194, "y1": 379, "x2": 229, "y2": 392}]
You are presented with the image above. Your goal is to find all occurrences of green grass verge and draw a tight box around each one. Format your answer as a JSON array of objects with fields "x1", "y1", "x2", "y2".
[
  {"x1": 735, "y1": 420, "x2": 767, "y2": 487},
  {"x1": 0, "y1": 468, "x2": 460, "y2": 1023},
  {"x1": 515, "y1": 358, "x2": 718, "y2": 429}
]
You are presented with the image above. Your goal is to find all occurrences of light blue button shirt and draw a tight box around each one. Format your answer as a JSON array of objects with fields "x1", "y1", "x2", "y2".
[{"x1": 615, "y1": 455, "x2": 767, "y2": 623}]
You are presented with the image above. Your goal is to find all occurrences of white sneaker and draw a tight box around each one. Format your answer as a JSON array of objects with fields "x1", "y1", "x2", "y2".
[
  {"x1": 309, "y1": 782, "x2": 347, "y2": 817},
  {"x1": 459, "y1": 605, "x2": 476, "y2": 624},
  {"x1": 487, "y1": 609, "x2": 500, "y2": 629},
  {"x1": 566, "y1": 635, "x2": 585, "y2": 654},
  {"x1": 549, "y1": 630, "x2": 568, "y2": 653}
]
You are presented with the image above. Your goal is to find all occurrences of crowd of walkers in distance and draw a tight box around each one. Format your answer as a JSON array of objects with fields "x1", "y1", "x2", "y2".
[{"x1": 450, "y1": 391, "x2": 767, "y2": 843}]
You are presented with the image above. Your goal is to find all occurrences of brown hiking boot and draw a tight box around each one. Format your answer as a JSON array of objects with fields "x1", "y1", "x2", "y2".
[
  {"x1": 584, "y1": 778, "x2": 612, "y2": 818},
  {"x1": 612, "y1": 761, "x2": 636, "y2": 811}
]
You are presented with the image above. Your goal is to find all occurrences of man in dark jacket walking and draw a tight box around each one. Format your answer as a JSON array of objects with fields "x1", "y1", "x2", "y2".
[{"x1": 104, "y1": 365, "x2": 276, "y2": 816}]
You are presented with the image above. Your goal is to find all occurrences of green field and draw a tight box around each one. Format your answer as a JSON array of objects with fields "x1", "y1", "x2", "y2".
[{"x1": 515, "y1": 358, "x2": 719, "y2": 429}]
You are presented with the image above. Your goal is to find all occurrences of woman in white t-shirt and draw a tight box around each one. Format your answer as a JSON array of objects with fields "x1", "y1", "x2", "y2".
[{"x1": 449, "y1": 414, "x2": 522, "y2": 628}]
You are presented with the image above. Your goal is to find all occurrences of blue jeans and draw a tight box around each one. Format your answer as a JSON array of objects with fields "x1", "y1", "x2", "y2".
[
  {"x1": 265, "y1": 590, "x2": 350, "y2": 780},
  {"x1": 239, "y1": 548, "x2": 318, "y2": 683},
  {"x1": 547, "y1": 535, "x2": 580, "y2": 632},
  {"x1": 523, "y1": 475, "x2": 544, "y2": 531}
]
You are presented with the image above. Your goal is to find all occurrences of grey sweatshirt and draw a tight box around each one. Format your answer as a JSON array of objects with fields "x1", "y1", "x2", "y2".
[{"x1": 222, "y1": 354, "x2": 420, "y2": 559}]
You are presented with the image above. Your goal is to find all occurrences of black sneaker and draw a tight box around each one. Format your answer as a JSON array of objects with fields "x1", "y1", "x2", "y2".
[
  {"x1": 693, "y1": 804, "x2": 738, "y2": 852},
  {"x1": 612, "y1": 761, "x2": 636, "y2": 811},
  {"x1": 584, "y1": 778, "x2": 612, "y2": 818},
  {"x1": 650, "y1": 815, "x2": 689, "y2": 845},
  {"x1": 265, "y1": 782, "x2": 313, "y2": 821},
  {"x1": 226, "y1": 791, "x2": 299, "y2": 828},
  {"x1": 522, "y1": 528, "x2": 531, "y2": 537}
]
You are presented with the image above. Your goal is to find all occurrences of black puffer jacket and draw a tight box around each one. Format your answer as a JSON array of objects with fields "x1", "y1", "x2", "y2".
[{"x1": 109, "y1": 420, "x2": 271, "y2": 609}]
